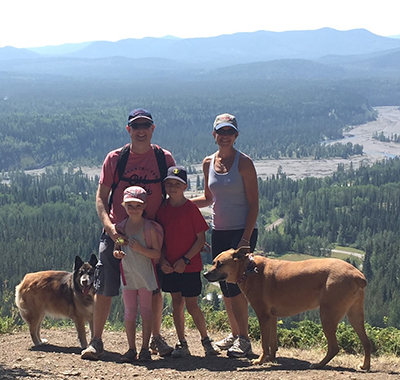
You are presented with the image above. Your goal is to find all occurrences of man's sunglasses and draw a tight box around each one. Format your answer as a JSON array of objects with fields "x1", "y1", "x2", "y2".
[
  {"x1": 215, "y1": 128, "x2": 237, "y2": 136},
  {"x1": 129, "y1": 121, "x2": 153, "y2": 130}
]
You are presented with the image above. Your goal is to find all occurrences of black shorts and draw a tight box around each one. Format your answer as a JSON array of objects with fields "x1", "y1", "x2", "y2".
[
  {"x1": 162, "y1": 272, "x2": 202, "y2": 298},
  {"x1": 94, "y1": 231, "x2": 121, "y2": 297},
  {"x1": 211, "y1": 228, "x2": 258, "y2": 298}
]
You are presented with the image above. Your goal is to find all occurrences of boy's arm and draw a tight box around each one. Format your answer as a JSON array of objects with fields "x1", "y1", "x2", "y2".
[{"x1": 173, "y1": 231, "x2": 206, "y2": 273}]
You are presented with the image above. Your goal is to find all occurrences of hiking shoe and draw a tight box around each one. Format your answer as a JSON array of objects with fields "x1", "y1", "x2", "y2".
[
  {"x1": 121, "y1": 348, "x2": 137, "y2": 363},
  {"x1": 138, "y1": 348, "x2": 152, "y2": 362},
  {"x1": 201, "y1": 336, "x2": 219, "y2": 356},
  {"x1": 171, "y1": 340, "x2": 191, "y2": 358},
  {"x1": 150, "y1": 334, "x2": 174, "y2": 357},
  {"x1": 215, "y1": 333, "x2": 237, "y2": 350},
  {"x1": 81, "y1": 338, "x2": 104, "y2": 360},
  {"x1": 227, "y1": 336, "x2": 252, "y2": 358}
]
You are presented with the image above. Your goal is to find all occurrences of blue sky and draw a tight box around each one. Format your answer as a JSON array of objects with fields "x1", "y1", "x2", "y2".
[{"x1": 1, "y1": 0, "x2": 399, "y2": 48}]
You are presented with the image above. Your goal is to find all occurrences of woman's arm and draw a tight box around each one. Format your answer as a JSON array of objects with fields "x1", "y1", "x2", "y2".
[
  {"x1": 238, "y1": 153, "x2": 259, "y2": 246},
  {"x1": 191, "y1": 156, "x2": 214, "y2": 208}
]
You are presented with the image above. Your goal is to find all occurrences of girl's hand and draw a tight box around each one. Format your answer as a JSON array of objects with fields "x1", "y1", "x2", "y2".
[
  {"x1": 113, "y1": 250, "x2": 125, "y2": 259},
  {"x1": 128, "y1": 238, "x2": 144, "y2": 252}
]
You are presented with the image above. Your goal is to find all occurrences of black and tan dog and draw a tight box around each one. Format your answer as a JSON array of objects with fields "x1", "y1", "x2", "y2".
[
  {"x1": 15, "y1": 254, "x2": 97, "y2": 349},
  {"x1": 204, "y1": 247, "x2": 371, "y2": 371}
]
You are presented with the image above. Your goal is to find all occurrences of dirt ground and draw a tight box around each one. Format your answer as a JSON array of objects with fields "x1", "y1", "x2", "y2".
[{"x1": 1, "y1": 327, "x2": 399, "y2": 380}]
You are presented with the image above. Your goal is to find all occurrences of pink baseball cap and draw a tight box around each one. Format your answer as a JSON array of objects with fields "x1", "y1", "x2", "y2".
[{"x1": 123, "y1": 186, "x2": 147, "y2": 203}]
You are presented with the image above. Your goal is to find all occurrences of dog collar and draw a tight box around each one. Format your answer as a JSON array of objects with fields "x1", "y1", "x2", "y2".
[{"x1": 237, "y1": 254, "x2": 258, "y2": 284}]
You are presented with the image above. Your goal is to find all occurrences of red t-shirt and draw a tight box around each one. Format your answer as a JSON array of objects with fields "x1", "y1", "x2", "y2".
[
  {"x1": 100, "y1": 145, "x2": 175, "y2": 223},
  {"x1": 156, "y1": 200, "x2": 209, "y2": 273}
]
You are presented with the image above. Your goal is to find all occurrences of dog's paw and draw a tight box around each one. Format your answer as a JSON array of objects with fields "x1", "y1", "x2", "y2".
[
  {"x1": 358, "y1": 363, "x2": 370, "y2": 372},
  {"x1": 36, "y1": 338, "x2": 48, "y2": 346},
  {"x1": 251, "y1": 355, "x2": 268, "y2": 365}
]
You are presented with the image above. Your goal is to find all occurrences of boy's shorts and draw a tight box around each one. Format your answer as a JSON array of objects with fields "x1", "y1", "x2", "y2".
[
  {"x1": 162, "y1": 271, "x2": 202, "y2": 298},
  {"x1": 211, "y1": 228, "x2": 258, "y2": 298}
]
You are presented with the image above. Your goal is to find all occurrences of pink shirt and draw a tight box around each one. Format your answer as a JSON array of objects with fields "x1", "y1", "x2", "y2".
[{"x1": 100, "y1": 145, "x2": 175, "y2": 223}]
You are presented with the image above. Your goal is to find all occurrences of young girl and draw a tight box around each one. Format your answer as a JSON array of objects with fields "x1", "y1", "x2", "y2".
[{"x1": 113, "y1": 186, "x2": 162, "y2": 362}]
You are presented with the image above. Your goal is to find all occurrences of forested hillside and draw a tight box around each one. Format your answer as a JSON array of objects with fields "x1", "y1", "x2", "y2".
[
  {"x1": 0, "y1": 77, "x2": 377, "y2": 171},
  {"x1": 2, "y1": 158, "x2": 400, "y2": 329}
]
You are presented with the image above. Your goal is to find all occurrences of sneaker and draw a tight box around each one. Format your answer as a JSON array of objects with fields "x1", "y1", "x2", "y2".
[
  {"x1": 215, "y1": 333, "x2": 237, "y2": 350},
  {"x1": 201, "y1": 336, "x2": 219, "y2": 356},
  {"x1": 227, "y1": 336, "x2": 252, "y2": 358},
  {"x1": 171, "y1": 340, "x2": 191, "y2": 358},
  {"x1": 150, "y1": 335, "x2": 174, "y2": 357},
  {"x1": 81, "y1": 338, "x2": 104, "y2": 360},
  {"x1": 121, "y1": 348, "x2": 137, "y2": 363},
  {"x1": 138, "y1": 348, "x2": 152, "y2": 362}
]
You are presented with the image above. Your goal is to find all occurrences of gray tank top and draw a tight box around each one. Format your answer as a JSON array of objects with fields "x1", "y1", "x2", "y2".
[{"x1": 208, "y1": 150, "x2": 249, "y2": 230}]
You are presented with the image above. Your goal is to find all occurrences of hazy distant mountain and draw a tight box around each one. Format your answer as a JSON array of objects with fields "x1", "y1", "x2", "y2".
[
  {"x1": 1, "y1": 28, "x2": 400, "y2": 80},
  {"x1": 29, "y1": 41, "x2": 93, "y2": 56},
  {"x1": 0, "y1": 46, "x2": 39, "y2": 60},
  {"x1": 62, "y1": 28, "x2": 400, "y2": 64}
]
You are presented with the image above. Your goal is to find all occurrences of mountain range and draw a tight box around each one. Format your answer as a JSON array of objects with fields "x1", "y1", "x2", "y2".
[{"x1": 1, "y1": 28, "x2": 400, "y2": 80}]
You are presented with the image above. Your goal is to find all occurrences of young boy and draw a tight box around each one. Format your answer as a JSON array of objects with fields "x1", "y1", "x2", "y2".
[{"x1": 156, "y1": 166, "x2": 218, "y2": 358}]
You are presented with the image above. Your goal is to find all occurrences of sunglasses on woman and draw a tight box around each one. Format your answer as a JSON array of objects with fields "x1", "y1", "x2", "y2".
[
  {"x1": 128, "y1": 121, "x2": 153, "y2": 130},
  {"x1": 215, "y1": 128, "x2": 237, "y2": 136}
]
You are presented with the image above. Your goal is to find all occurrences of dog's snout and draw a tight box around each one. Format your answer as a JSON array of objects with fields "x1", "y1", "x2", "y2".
[
  {"x1": 204, "y1": 269, "x2": 226, "y2": 283},
  {"x1": 80, "y1": 273, "x2": 92, "y2": 286}
]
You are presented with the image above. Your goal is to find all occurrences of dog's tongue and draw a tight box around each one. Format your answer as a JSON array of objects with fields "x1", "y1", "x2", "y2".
[{"x1": 82, "y1": 286, "x2": 91, "y2": 295}]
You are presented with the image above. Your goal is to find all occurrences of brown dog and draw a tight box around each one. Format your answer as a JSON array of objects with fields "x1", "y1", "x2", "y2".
[
  {"x1": 15, "y1": 254, "x2": 97, "y2": 349},
  {"x1": 204, "y1": 247, "x2": 371, "y2": 370}
]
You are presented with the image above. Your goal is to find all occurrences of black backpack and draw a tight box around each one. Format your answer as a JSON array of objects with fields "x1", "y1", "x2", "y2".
[{"x1": 108, "y1": 144, "x2": 167, "y2": 210}]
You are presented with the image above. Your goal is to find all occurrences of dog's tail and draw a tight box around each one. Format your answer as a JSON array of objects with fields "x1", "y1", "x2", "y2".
[{"x1": 15, "y1": 283, "x2": 22, "y2": 310}]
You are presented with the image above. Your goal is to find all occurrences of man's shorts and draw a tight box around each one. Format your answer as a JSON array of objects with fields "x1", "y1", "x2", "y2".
[
  {"x1": 211, "y1": 228, "x2": 258, "y2": 298},
  {"x1": 94, "y1": 231, "x2": 121, "y2": 297},
  {"x1": 162, "y1": 271, "x2": 202, "y2": 298}
]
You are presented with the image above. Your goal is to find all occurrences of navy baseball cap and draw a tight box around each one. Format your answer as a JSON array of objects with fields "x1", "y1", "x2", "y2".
[
  {"x1": 164, "y1": 166, "x2": 187, "y2": 184},
  {"x1": 128, "y1": 108, "x2": 153, "y2": 123}
]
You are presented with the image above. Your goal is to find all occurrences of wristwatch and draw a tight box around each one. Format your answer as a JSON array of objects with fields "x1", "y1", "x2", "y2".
[{"x1": 182, "y1": 256, "x2": 191, "y2": 265}]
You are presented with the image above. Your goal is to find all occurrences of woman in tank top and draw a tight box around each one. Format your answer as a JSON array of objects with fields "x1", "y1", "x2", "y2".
[{"x1": 192, "y1": 113, "x2": 258, "y2": 358}]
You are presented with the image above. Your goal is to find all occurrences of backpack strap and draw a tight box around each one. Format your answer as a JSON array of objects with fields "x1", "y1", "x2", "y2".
[
  {"x1": 108, "y1": 144, "x2": 130, "y2": 211},
  {"x1": 152, "y1": 144, "x2": 167, "y2": 200}
]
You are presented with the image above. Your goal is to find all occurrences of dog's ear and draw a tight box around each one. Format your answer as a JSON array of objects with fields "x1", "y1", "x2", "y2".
[
  {"x1": 233, "y1": 246, "x2": 251, "y2": 260},
  {"x1": 89, "y1": 254, "x2": 98, "y2": 267},
  {"x1": 74, "y1": 256, "x2": 84, "y2": 271}
]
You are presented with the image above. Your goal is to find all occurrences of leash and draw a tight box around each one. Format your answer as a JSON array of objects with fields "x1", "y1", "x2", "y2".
[{"x1": 236, "y1": 254, "x2": 258, "y2": 284}]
